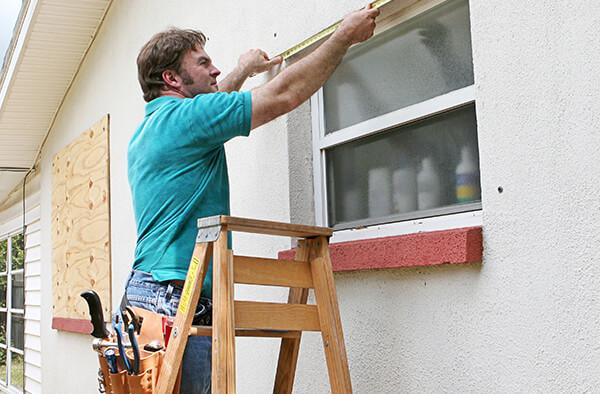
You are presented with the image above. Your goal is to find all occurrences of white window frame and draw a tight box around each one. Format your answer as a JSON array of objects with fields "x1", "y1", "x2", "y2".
[
  {"x1": 0, "y1": 230, "x2": 25, "y2": 392},
  {"x1": 311, "y1": 0, "x2": 482, "y2": 243}
]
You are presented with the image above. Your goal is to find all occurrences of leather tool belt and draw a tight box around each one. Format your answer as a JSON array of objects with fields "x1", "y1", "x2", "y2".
[{"x1": 95, "y1": 307, "x2": 181, "y2": 394}]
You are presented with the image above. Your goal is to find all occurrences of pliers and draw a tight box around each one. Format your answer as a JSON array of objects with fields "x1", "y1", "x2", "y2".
[
  {"x1": 112, "y1": 313, "x2": 133, "y2": 374},
  {"x1": 127, "y1": 322, "x2": 140, "y2": 375},
  {"x1": 122, "y1": 306, "x2": 143, "y2": 335},
  {"x1": 122, "y1": 307, "x2": 141, "y2": 374}
]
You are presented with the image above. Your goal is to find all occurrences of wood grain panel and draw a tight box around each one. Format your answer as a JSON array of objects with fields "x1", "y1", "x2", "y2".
[{"x1": 51, "y1": 115, "x2": 111, "y2": 321}]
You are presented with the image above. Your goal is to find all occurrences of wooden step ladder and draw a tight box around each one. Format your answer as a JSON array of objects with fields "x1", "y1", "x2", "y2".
[{"x1": 155, "y1": 215, "x2": 352, "y2": 393}]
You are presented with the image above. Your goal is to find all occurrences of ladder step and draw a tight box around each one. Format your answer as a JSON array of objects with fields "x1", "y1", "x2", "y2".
[
  {"x1": 235, "y1": 301, "x2": 321, "y2": 331},
  {"x1": 234, "y1": 256, "x2": 314, "y2": 288},
  {"x1": 198, "y1": 215, "x2": 333, "y2": 238},
  {"x1": 190, "y1": 326, "x2": 302, "y2": 339}
]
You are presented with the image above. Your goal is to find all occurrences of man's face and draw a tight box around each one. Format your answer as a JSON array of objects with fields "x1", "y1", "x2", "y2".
[{"x1": 177, "y1": 46, "x2": 221, "y2": 96}]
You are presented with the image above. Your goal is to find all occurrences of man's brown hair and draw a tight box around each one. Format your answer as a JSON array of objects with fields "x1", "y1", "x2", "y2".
[{"x1": 137, "y1": 28, "x2": 207, "y2": 102}]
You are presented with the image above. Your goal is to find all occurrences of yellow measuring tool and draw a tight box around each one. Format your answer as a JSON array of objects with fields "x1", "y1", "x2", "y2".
[{"x1": 277, "y1": 0, "x2": 394, "y2": 60}]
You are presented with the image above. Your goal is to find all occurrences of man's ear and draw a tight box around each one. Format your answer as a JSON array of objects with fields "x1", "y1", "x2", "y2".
[{"x1": 162, "y1": 70, "x2": 181, "y2": 89}]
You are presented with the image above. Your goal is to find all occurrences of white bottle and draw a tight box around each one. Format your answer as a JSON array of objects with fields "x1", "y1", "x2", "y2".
[
  {"x1": 455, "y1": 146, "x2": 480, "y2": 203},
  {"x1": 417, "y1": 156, "x2": 442, "y2": 210},
  {"x1": 342, "y1": 187, "x2": 362, "y2": 222},
  {"x1": 368, "y1": 166, "x2": 393, "y2": 218},
  {"x1": 392, "y1": 160, "x2": 417, "y2": 214}
]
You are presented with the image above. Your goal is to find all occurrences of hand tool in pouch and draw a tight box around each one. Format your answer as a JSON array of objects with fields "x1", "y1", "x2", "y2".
[
  {"x1": 103, "y1": 349, "x2": 119, "y2": 374},
  {"x1": 127, "y1": 322, "x2": 140, "y2": 375},
  {"x1": 81, "y1": 290, "x2": 110, "y2": 339},
  {"x1": 80, "y1": 290, "x2": 111, "y2": 393},
  {"x1": 112, "y1": 313, "x2": 133, "y2": 374},
  {"x1": 122, "y1": 306, "x2": 143, "y2": 335}
]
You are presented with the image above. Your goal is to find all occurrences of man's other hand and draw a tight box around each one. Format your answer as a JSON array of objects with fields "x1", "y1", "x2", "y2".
[
  {"x1": 334, "y1": 4, "x2": 380, "y2": 46},
  {"x1": 239, "y1": 49, "x2": 283, "y2": 77}
]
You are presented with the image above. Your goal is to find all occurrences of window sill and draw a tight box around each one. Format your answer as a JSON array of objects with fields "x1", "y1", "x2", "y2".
[
  {"x1": 52, "y1": 317, "x2": 92, "y2": 334},
  {"x1": 278, "y1": 226, "x2": 482, "y2": 271}
]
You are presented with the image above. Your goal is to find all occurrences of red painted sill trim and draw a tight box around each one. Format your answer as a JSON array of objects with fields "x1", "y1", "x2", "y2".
[
  {"x1": 52, "y1": 317, "x2": 92, "y2": 334},
  {"x1": 278, "y1": 226, "x2": 482, "y2": 272}
]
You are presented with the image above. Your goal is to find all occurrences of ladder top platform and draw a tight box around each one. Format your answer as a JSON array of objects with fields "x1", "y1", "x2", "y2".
[{"x1": 197, "y1": 215, "x2": 333, "y2": 238}]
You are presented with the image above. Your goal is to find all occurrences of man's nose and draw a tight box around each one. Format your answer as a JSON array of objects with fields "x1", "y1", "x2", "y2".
[{"x1": 211, "y1": 67, "x2": 221, "y2": 77}]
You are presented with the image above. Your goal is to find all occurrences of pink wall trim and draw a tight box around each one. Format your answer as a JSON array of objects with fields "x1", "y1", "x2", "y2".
[
  {"x1": 278, "y1": 226, "x2": 482, "y2": 272},
  {"x1": 52, "y1": 317, "x2": 93, "y2": 334}
]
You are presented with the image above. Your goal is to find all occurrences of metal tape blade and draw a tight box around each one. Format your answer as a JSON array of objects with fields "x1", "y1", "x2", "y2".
[{"x1": 277, "y1": 0, "x2": 394, "y2": 60}]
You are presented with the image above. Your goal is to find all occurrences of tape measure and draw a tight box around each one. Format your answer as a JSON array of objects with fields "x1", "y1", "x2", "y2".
[{"x1": 277, "y1": 0, "x2": 394, "y2": 60}]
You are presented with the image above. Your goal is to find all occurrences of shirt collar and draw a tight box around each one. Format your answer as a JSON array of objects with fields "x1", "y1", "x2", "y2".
[{"x1": 144, "y1": 96, "x2": 180, "y2": 116}]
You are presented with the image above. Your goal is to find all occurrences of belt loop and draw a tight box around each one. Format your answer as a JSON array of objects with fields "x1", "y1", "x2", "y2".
[{"x1": 165, "y1": 284, "x2": 174, "y2": 301}]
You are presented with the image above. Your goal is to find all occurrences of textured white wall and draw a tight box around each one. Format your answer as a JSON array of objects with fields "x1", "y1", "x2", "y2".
[
  {"x1": 468, "y1": 1, "x2": 600, "y2": 390},
  {"x1": 292, "y1": 1, "x2": 600, "y2": 393},
  {"x1": 34, "y1": 0, "x2": 600, "y2": 392}
]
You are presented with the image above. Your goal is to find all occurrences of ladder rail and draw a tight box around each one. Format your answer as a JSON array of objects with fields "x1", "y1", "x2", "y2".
[{"x1": 155, "y1": 242, "x2": 212, "y2": 394}]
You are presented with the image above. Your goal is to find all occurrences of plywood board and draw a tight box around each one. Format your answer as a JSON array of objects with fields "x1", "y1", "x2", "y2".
[{"x1": 51, "y1": 115, "x2": 111, "y2": 322}]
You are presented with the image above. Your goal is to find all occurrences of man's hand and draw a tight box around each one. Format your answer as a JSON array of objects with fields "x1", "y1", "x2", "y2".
[
  {"x1": 218, "y1": 49, "x2": 281, "y2": 92},
  {"x1": 334, "y1": 4, "x2": 380, "y2": 46},
  {"x1": 238, "y1": 49, "x2": 282, "y2": 77}
]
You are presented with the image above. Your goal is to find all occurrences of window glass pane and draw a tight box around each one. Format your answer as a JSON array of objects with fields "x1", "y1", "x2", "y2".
[
  {"x1": 326, "y1": 104, "x2": 479, "y2": 226},
  {"x1": 323, "y1": 0, "x2": 473, "y2": 133},
  {"x1": 0, "y1": 276, "x2": 6, "y2": 308},
  {"x1": 0, "y1": 240, "x2": 6, "y2": 272},
  {"x1": 0, "y1": 348, "x2": 5, "y2": 383},
  {"x1": 10, "y1": 233, "x2": 24, "y2": 271},
  {"x1": 10, "y1": 314, "x2": 24, "y2": 350},
  {"x1": 10, "y1": 352, "x2": 23, "y2": 390},
  {"x1": 0, "y1": 313, "x2": 5, "y2": 346},
  {"x1": 11, "y1": 272, "x2": 23, "y2": 310}
]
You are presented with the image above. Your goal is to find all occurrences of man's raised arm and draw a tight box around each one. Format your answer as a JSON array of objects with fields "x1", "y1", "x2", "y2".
[{"x1": 250, "y1": 5, "x2": 379, "y2": 130}]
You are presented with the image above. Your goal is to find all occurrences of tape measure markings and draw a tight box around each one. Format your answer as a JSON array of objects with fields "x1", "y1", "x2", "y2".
[{"x1": 278, "y1": 0, "x2": 394, "y2": 60}]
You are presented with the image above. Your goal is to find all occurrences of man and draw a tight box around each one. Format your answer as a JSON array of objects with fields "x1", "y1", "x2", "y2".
[{"x1": 126, "y1": 5, "x2": 379, "y2": 393}]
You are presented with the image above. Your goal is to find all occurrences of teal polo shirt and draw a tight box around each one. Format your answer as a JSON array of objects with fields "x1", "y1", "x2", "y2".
[{"x1": 128, "y1": 91, "x2": 252, "y2": 298}]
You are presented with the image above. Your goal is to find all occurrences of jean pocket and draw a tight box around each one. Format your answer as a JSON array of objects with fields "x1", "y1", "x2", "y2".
[{"x1": 167, "y1": 292, "x2": 212, "y2": 324}]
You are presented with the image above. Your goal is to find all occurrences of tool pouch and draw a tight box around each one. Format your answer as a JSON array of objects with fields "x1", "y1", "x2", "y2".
[
  {"x1": 94, "y1": 305, "x2": 183, "y2": 393},
  {"x1": 125, "y1": 350, "x2": 160, "y2": 394},
  {"x1": 108, "y1": 370, "x2": 129, "y2": 394},
  {"x1": 126, "y1": 372, "x2": 153, "y2": 394},
  {"x1": 97, "y1": 354, "x2": 113, "y2": 394}
]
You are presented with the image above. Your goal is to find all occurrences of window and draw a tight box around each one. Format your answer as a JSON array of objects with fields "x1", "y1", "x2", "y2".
[
  {"x1": 0, "y1": 233, "x2": 25, "y2": 391},
  {"x1": 312, "y1": 0, "x2": 480, "y2": 232}
]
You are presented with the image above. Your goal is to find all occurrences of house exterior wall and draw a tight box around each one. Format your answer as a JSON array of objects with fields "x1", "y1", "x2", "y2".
[
  {"x1": 22, "y1": 0, "x2": 600, "y2": 393},
  {"x1": 23, "y1": 212, "x2": 42, "y2": 394}
]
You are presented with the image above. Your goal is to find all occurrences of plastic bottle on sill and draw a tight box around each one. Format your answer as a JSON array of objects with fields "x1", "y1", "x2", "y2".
[
  {"x1": 392, "y1": 156, "x2": 417, "y2": 214},
  {"x1": 368, "y1": 166, "x2": 393, "y2": 218},
  {"x1": 417, "y1": 156, "x2": 442, "y2": 210},
  {"x1": 455, "y1": 146, "x2": 480, "y2": 203},
  {"x1": 342, "y1": 187, "x2": 362, "y2": 222}
]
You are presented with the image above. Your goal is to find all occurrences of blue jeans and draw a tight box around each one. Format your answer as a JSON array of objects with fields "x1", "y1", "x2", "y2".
[{"x1": 125, "y1": 270, "x2": 212, "y2": 394}]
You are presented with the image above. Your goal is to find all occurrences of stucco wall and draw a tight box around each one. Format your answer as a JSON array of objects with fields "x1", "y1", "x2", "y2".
[
  {"x1": 34, "y1": 0, "x2": 600, "y2": 393},
  {"x1": 291, "y1": 1, "x2": 600, "y2": 393},
  {"x1": 288, "y1": 1, "x2": 600, "y2": 393}
]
